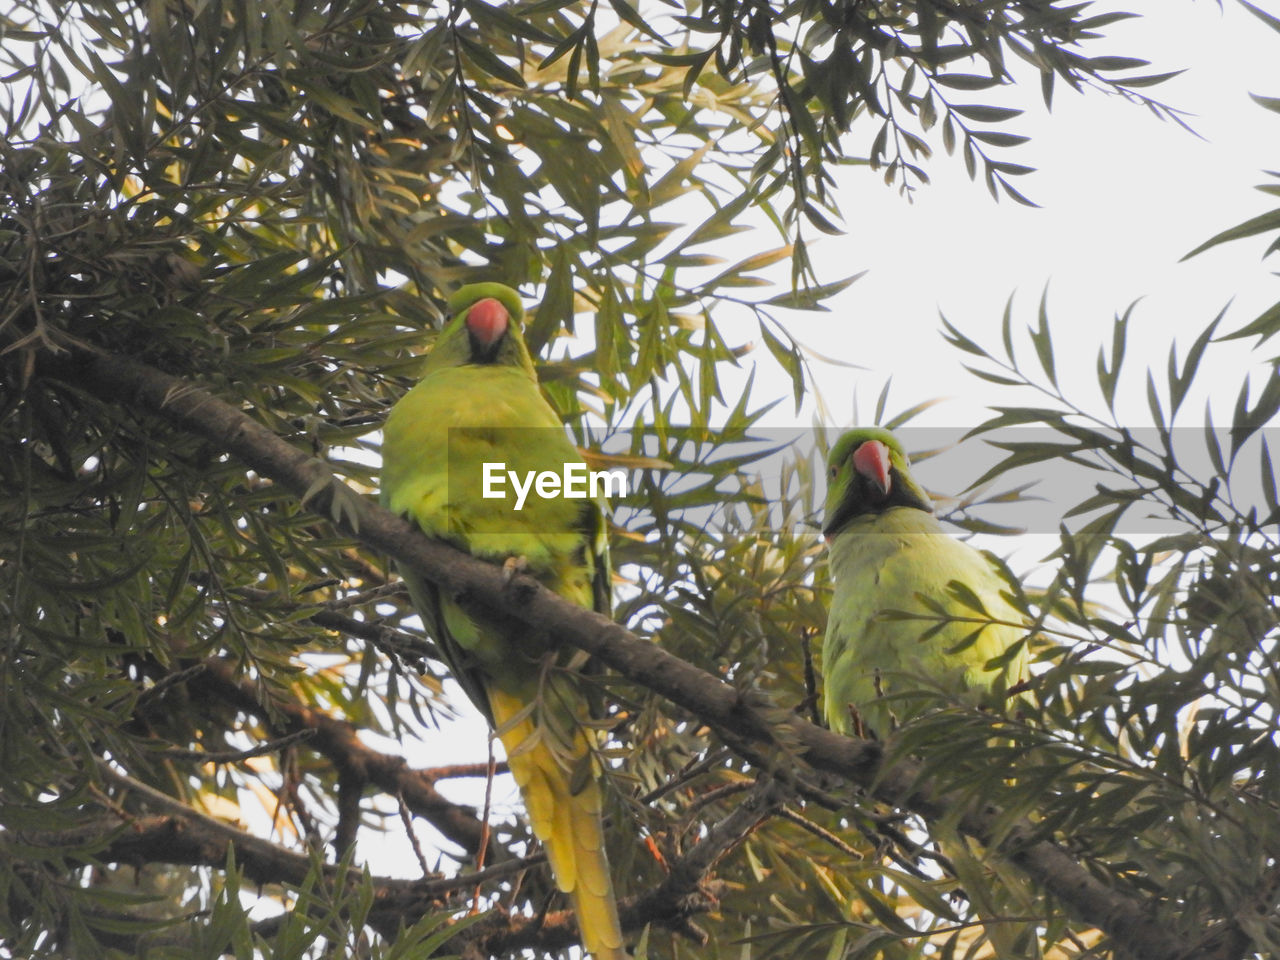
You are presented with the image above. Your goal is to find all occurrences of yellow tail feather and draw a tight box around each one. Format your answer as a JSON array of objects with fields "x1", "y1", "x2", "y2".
[{"x1": 488, "y1": 688, "x2": 625, "y2": 960}]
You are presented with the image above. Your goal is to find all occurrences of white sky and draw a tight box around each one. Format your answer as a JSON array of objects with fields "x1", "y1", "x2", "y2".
[
  {"x1": 783, "y1": 0, "x2": 1279, "y2": 430},
  {"x1": 360, "y1": 0, "x2": 1280, "y2": 880}
]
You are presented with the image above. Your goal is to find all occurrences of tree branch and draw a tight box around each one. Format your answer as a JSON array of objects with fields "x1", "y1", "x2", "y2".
[
  {"x1": 156, "y1": 728, "x2": 316, "y2": 763},
  {"x1": 8, "y1": 776, "x2": 521, "y2": 942},
  {"x1": 188, "y1": 656, "x2": 500, "y2": 861},
  {"x1": 227, "y1": 582, "x2": 440, "y2": 668},
  {"x1": 61, "y1": 347, "x2": 1207, "y2": 960},
  {"x1": 454, "y1": 781, "x2": 779, "y2": 958},
  {"x1": 12, "y1": 763, "x2": 741, "y2": 956}
]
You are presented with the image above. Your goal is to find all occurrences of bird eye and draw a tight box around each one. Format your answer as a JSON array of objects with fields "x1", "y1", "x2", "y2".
[{"x1": 829, "y1": 465, "x2": 838, "y2": 479}]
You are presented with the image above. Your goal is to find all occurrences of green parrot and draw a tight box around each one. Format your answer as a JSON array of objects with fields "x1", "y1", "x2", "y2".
[
  {"x1": 821, "y1": 427, "x2": 1028, "y2": 739},
  {"x1": 380, "y1": 283, "x2": 624, "y2": 960}
]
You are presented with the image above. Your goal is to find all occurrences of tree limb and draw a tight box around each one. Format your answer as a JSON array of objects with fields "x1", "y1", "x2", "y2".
[
  {"x1": 189, "y1": 655, "x2": 500, "y2": 861},
  {"x1": 61, "y1": 347, "x2": 1209, "y2": 960},
  {"x1": 11, "y1": 764, "x2": 739, "y2": 956},
  {"x1": 226, "y1": 582, "x2": 440, "y2": 668}
]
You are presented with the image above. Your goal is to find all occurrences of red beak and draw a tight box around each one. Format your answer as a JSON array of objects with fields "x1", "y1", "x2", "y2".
[
  {"x1": 852, "y1": 439, "x2": 892, "y2": 496},
  {"x1": 466, "y1": 298, "x2": 509, "y2": 348}
]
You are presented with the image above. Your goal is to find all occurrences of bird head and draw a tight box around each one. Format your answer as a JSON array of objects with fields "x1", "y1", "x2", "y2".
[
  {"x1": 822, "y1": 427, "x2": 934, "y2": 539},
  {"x1": 424, "y1": 283, "x2": 535, "y2": 376}
]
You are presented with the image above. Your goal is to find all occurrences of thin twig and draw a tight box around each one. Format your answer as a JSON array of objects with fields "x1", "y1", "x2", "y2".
[
  {"x1": 397, "y1": 789, "x2": 433, "y2": 879},
  {"x1": 800, "y1": 626, "x2": 822, "y2": 726},
  {"x1": 157, "y1": 729, "x2": 316, "y2": 763},
  {"x1": 135, "y1": 662, "x2": 207, "y2": 708},
  {"x1": 777, "y1": 805, "x2": 863, "y2": 859},
  {"x1": 472, "y1": 735, "x2": 498, "y2": 913},
  {"x1": 425, "y1": 761, "x2": 509, "y2": 781},
  {"x1": 639, "y1": 747, "x2": 731, "y2": 806}
]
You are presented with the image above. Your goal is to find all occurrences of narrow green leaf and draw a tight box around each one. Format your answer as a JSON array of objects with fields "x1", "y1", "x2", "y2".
[
  {"x1": 460, "y1": 35, "x2": 527, "y2": 87},
  {"x1": 685, "y1": 192, "x2": 754, "y2": 248},
  {"x1": 1000, "y1": 178, "x2": 1039, "y2": 207},
  {"x1": 1231, "y1": 365, "x2": 1280, "y2": 458},
  {"x1": 758, "y1": 321, "x2": 804, "y2": 409},
  {"x1": 1030, "y1": 289, "x2": 1057, "y2": 387},
  {"x1": 947, "y1": 579, "x2": 989, "y2": 614},
  {"x1": 538, "y1": 24, "x2": 586, "y2": 70},
  {"x1": 1097, "y1": 307, "x2": 1129, "y2": 410},
  {"x1": 884, "y1": 397, "x2": 945, "y2": 430},
  {"x1": 1146, "y1": 371, "x2": 1168, "y2": 446},
  {"x1": 1001, "y1": 294, "x2": 1015, "y2": 361},
  {"x1": 940, "y1": 313, "x2": 986, "y2": 357},
  {"x1": 708, "y1": 246, "x2": 792, "y2": 287},
  {"x1": 1240, "y1": 0, "x2": 1280, "y2": 34},
  {"x1": 763, "y1": 271, "x2": 864, "y2": 310},
  {"x1": 1260, "y1": 438, "x2": 1279, "y2": 518},
  {"x1": 607, "y1": 0, "x2": 669, "y2": 44},
  {"x1": 601, "y1": 94, "x2": 645, "y2": 182},
  {"x1": 935, "y1": 73, "x2": 1000, "y2": 90},
  {"x1": 1219, "y1": 299, "x2": 1280, "y2": 343},
  {"x1": 1118, "y1": 70, "x2": 1186, "y2": 88},
  {"x1": 1182, "y1": 207, "x2": 1280, "y2": 260},
  {"x1": 647, "y1": 49, "x2": 715, "y2": 67},
  {"x1": 990, "y1": 160, "x2": 1035, "y2": 176},
  {"x1": 1168, "y1": 310, "x2": 1222, "y2": 416},
  {"x1": 965, "y1": 440, "x2": 1073, "y2": 490},
  {"x1": 1251, "y1": 94, "x2": 1280, "y2": 115},
  {"x1": 950, "y1": 103, "x2": 1022, "y2": 123},
  {"x1": 874, "y1": 379, "x2": 892, "y2": 425},
  {"x1": 803, "y1": 202, "x2": 845, "y2": 236},
  {"x1": 964, "y1": 365, "x2": 1024, "y2": 386},
  {"x1": 1086, "y1": 55, "x2": 1150, "y2": 71},
  {"x1": 649, "y1": 141, "x2": 710, "y2": 206},
  {"x1": 969, "y1": 130, "x2": 1031, "y2": 147},
  {"x1": 529, "y1": 247, "x2": 575, "y2": 354},
  {"x1": 1230, "y1": 376, "x2": 1253, "y2": 465},
  {"x1": 468, "y1": 1, "x2": 556, "y2": 42},
  {"x1": 1076, "y1": 11, "x2": 1140, "y2": 29},
  {"x1": 1204, "y1": 401, "x2": 1227, "y2": 478}
]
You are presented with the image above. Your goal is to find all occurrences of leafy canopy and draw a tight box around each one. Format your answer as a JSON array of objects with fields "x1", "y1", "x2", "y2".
[{"x1": 2, "y1": 1, "x2": 1279, "y2": 959}]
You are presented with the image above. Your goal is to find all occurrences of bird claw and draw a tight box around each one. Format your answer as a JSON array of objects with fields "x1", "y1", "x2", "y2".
[{"x1": 502, "y1": 555, "x2": 529, "y2": 585}]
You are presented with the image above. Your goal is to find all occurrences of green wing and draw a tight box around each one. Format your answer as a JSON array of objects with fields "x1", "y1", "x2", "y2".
[{"x1": 823, "y1": 507, "x2": 1026, "y2": 737}]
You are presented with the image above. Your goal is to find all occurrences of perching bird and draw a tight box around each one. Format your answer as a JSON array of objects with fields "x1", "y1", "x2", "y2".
[
  {"x1": 380, "y1": 283, "x2": 624, "y2": 960},
  {"x1": 821, "y1": 427, "x2": 1028, "y2": 740}
]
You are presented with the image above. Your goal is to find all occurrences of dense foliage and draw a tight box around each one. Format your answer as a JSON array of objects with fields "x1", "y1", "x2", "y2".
[{"x1": 1, "y1": 1, "x2": 1278, "y2": 959}]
